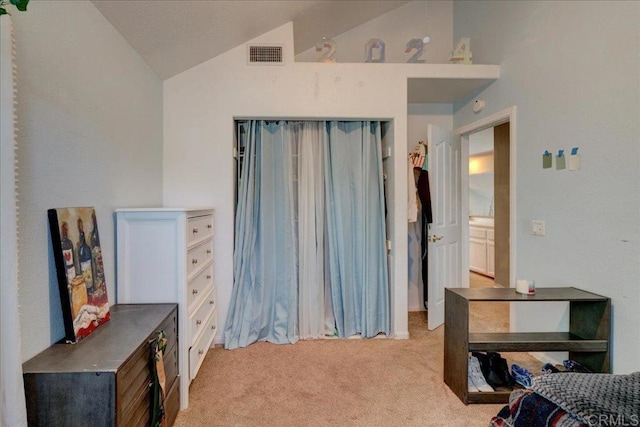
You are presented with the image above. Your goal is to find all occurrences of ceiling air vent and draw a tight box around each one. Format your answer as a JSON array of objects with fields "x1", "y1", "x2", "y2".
[{"x1": 247, "y1": 44, "x2": 284, "y2": 65}]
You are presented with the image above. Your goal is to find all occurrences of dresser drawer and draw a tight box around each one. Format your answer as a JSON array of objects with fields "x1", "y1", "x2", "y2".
[
  {"x1": 187, "y1": 238, "x2": 213, "y2": 277},
  {"x1": 164, "y1": 342, "x2": 178, "y2": 390},
  {"x1": 121, "y1": 344, "x2": 177, "y2": 427},
  {"x1": 187, "y1": 214, "x2": 213, "y2": 247},
  {"x1": 121, "y1": 388, "x2": 151, "y2": 427},
  {"x1": 189, "y1": 286, "x2": 216, "y2": 346},
  {"x1": 117, "y1": 342, "x2": 153, "y2": 425},
  {"x1": 187, "y1": 261, "x2": 214, "y2": 311},
  {"x1": 164, "y1": 377, "x2": 180, "y2": 427},
  {"x1": 156, "y1": 310, "x2": 178, "y2": 351},
  {"x1": 189, "y1": 309, "x2": 217, "y2": 380}
]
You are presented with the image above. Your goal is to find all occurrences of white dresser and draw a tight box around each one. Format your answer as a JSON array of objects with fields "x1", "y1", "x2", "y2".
[{"x1": 115, "y1": 208, "x2": 216, "y2": 410}]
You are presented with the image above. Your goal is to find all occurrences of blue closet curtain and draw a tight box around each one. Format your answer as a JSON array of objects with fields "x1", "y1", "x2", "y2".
[
  {"x1": 224, "y1": 120, "x2": 389, "y2": 349},
  {"x1": 323, "y1": 121, "x2": 389, "y2": 338},
  {"x1": 224, "y1": 121, "x2": 299, "y2": 349}
]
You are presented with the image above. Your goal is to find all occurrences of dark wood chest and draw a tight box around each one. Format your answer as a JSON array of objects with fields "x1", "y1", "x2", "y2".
[{"x1": 23, "y1": 304, "x2": 179, "y2": 426}]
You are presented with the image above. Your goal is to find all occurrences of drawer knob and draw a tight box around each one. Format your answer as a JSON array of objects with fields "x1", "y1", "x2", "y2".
[
  {"x1": 211, "y1": 325, "x2": 216, "y2": 330},
  {"x1": 207, "y1": 224, "x2": 212, "y2": 229},
  {"x1": 206, "y1": 275, "x2": 212, "y2": 280},
  {"x1": 193, "y1": 228, "x2": 199, "y2": 234},
  {"x1": 192, "y1": 259, "x2": 198, "y2": 265},
  {"x1": 206, "y1": 249, "x2": 212, "y2": 255},
  {"x1": 196, "y1": 320, "x2": 202, "y2": 325},
  {"x1": 198, "y1": 349, "x2": 204, "y2": 355},
  {"x1": 209, "y1": 299, "x2": 214, "y2": 305},
  {"x1": 192, "y1": 289, "x2": 198, "y2": 295}
]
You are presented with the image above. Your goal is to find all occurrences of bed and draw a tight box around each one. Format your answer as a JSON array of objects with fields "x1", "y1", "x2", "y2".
[{"x1": 489, "y1": 372, "x2": 640, "y2": 427}]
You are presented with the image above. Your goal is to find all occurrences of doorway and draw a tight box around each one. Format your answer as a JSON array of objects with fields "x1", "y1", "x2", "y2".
[
  {"x1": 456, "y1": 107, "x2": 517, "y2": 292},
  {"x1": 468, "y1": 127, "x2": 496, "y2": 283},
  {"x1": 467, "y1": 123, "x2": 510, "y2": 288}
]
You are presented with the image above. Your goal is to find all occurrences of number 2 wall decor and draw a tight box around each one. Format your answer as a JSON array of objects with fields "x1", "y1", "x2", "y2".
[{"x1": 316, "y1": 38, "x2": 337, "y2": 63}]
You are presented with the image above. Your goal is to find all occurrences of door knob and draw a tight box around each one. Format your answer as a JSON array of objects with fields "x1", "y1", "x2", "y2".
[{"x1": 429, "y1": 235, "x2": 443, "y2": 243}]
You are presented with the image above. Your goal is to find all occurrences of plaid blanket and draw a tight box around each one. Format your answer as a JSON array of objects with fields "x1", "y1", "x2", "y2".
[
  {"x1": 489, "y1": 372, "x2": 640, "y2": 427},
  {"x1": 489, "y1": 389, "x2": 585, "y2": 427},
  {"x1": 533, "y1": 372, "x2": 640, "y2": 425}
]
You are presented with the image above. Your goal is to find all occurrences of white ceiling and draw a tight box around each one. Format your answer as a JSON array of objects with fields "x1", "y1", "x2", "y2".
[{"x1": 91, "y1": 0, "x2": 410, "y2": 79}]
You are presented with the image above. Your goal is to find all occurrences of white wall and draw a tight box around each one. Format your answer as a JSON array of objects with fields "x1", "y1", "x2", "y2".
[
  {"x1": 296, "y1": 0, "x2": 456, "y2": 314},
  {"x1": 296, "y1": 0, "x2": 453, "y2": 64},
  {"x1": 13, "y1": 1, "x2": 164, "y2": 361},
  {"x1": 165, "y1": 22, "x2": 413, "y2": 340},
  {"x1": 453, "y1": 1, "x2": 640, "y2": 373},
  {"x1": 469, "y1": 173, "x2": 493, "y2": 216}
]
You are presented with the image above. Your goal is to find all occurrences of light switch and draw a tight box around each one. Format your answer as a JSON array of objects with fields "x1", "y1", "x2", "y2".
[{"x1": 532, "y1": 220, "x2": 545, "y2": 236}]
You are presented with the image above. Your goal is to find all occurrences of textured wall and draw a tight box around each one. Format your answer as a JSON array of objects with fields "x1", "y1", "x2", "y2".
[
  {"x1": 13, "y1": 1, "x2": 163, "y2": 361},
  {"x1": 453, "y1": 0, "x2": 640, "y2": 373}
]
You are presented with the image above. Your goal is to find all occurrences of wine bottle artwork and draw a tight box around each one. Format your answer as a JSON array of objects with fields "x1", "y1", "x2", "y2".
[
  {"x1": 48, "y1": 207, "x2": 110, "y2": 343},
  {"x1": 90, "y1": 210, "x2": 106, "y2": 304},
  {"x1": 60, "y1": 221, "x2": 77, "y2": 283},
  {"x1": 77, "y1": 217, "x2": 94, "y2": 294}
]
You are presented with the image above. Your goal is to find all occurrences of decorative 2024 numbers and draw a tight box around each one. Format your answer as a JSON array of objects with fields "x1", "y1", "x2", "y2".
[{"x1": 314, "y1": 37, "x2": 435, "y2": 64}]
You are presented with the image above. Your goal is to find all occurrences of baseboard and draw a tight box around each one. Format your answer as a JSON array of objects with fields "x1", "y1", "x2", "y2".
[{"x1": 394, "y1": 330, "x2": 410, "y2": 340}]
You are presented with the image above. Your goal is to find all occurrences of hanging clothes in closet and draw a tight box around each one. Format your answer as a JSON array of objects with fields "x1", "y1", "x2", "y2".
[{"x1": 409, "y1": 141, "x2": 433, "y2": 309}]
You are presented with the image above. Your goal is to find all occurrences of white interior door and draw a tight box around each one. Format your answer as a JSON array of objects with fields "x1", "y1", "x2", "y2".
[{"x1": 427, "y1": 124, "x2": 462, "y2": 330}]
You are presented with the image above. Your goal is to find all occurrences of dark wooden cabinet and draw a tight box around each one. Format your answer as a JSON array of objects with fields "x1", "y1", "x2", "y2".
[
  {"x1": 23, "y1": 304, "x2": 179, "y2": 426},
  {"x1": 444, "y1": 287, "x2": 610, "y2": 404}
]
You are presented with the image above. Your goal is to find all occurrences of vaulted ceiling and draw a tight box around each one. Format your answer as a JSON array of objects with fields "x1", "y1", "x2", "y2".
[{"x1": 91, "y1": 0, "x2": 409, "y2": 79}]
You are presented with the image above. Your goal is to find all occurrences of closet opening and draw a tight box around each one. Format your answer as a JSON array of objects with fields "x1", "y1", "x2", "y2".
[{"x1": 229, "y1": 119, "x2": 395, "y2": 349}]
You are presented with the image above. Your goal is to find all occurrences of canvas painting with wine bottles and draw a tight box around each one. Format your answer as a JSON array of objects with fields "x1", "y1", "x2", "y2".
[{"x1": 48, "y1": 207, "x2": 110, "y2": 343}]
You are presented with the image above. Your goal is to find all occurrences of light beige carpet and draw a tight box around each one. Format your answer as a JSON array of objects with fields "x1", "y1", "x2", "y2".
[{"x1": 174, "y1": 274, "x2": 539, "y2": 426}]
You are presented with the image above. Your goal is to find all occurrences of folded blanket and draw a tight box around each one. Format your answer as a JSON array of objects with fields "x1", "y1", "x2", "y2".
[{"x1": 531, "y1": 372, "x2": 640, "y2": 425}]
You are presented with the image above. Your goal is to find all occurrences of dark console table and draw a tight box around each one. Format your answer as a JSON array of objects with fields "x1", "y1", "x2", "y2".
[
  {"x1": 444, "y1": 287, "x2": 610, "y2": 404},
  {"x1": 23, "y1": 304, "x2": 179, "y2": 426}
]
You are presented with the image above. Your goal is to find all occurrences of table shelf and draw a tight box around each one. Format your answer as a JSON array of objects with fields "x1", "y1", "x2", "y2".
[
  {"x1": 468, "y1": 332, "x2": 608, "y2": 352},
  {"x1": 444, "y1": 287, "x2": 610, "y2": 404}
]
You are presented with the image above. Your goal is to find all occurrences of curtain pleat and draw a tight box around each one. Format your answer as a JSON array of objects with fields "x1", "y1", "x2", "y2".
[
  {"x1": 323, "y1": 121, "x2": 389, "y2": 338},
  {"x1": 297, "y1": 122, "x2": 329, "y2": 339},
  {"x1": 225, "y1": 121, "x2": 299, "y2": 349}
]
